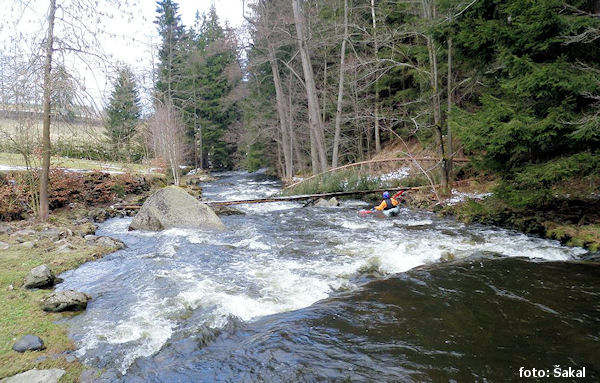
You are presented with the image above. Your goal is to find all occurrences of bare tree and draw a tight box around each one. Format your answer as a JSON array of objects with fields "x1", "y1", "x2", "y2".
[
  {"x1": 331, "y1": 0, "x2": 349, "y2": 168},
  {"x1": 370, "y1": 0, "x2": 381, "y2": 153},
  {"x1": 292, "y1": 0, "x2": 328, "y2": 174},
  {"x1": 39, "y1": 0, "x2": 57, "y2": 221},
  {"x1": 149, "y1": 100, "x2": 186, "y2": 186}
]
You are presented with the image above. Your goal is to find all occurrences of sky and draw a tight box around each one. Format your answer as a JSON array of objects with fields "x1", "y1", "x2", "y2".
[{"x1": 0, "y1": 0, "x2": 248, "y2": 111}]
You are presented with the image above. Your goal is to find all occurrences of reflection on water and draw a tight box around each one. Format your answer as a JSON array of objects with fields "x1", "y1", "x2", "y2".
[{"x1": 58, "y1": 171, "x2": 598, "y2": 381}]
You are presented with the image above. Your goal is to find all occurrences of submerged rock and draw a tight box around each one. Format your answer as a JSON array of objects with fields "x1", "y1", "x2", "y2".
[
  {"x1": 12, "y1": 335, "x2": 46, "y2": 352},
  {"x1": 40, "y1": 290, "x2": 91, "y2": 312},
  {"x1": 313, "y1": 197, "x2": 340, "y2": 207},
  {"x1": 95, "y1": 236, "x2": 126, "y2": 250},
  {"x1": 2, "y1": 369, "x2": 65, "y2": 383},
  {"x1": 24, "y1": 265, "x2": 56, "y2": 289},
  {"x1": 129, "y1": 186, "x2": 225, "y2": 231},
  {"x1": 211, "y1": 204, "x2": 245, "y2": 216}
]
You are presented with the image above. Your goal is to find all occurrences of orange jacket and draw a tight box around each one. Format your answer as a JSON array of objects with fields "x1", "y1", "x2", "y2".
[{"x1": 374, "y1": 197, "x2": 399, "y2": 211}]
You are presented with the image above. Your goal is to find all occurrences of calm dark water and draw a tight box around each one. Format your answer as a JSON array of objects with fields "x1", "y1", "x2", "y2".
[{"x1": 59, "y1": 171, "x2": 599, "y2": 382}]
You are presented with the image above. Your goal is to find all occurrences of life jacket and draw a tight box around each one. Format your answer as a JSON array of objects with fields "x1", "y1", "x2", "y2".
[{"x1": 383, "y1": 198, "x2": 395, "y2": 210}]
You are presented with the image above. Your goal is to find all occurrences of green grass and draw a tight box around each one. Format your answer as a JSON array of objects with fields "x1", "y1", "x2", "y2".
[
  {"x1": 546, "y1": 224, "x2": 600, "y2": 252},
  {"x1": 0, "y1": 213, "x2": 117, "y2": 380}
]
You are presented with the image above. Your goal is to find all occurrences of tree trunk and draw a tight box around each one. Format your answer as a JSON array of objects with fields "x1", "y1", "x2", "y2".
[
  {"x1": 332, "y1": 0, "x2": 348, "y2": 168},
  {"x1": 446, "y1": 34, "x2": 453, "y2": 187},
  {"x1": 289, "y1": 76, "x2": 304, "y2": 173},
  {"x1": 370, "y1": 0, "x2": 381, "y2": 153},
  {"x1": 423, "y1": 0, "x2": 449, "y2": 194},
  {"x1": 39, "y1": 0, "x2": 57, "y2": 221},
  {"x1": 268, "y1": 47, "x2": 293, "y2": 178},
  {"x1": 292, "y1": 0, "x2": 328, "y2": 174}
]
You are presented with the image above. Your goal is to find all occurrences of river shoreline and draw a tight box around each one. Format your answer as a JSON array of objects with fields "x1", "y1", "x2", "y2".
[
  {"x1": 0, "y1": 209, "x2": 126, "y2": 381},
  {"x1": 1, "y1": 173, "x2": 596, "y2": 381}
]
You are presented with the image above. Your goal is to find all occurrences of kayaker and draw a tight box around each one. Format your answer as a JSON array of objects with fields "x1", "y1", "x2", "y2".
[{"x1": 373, "y1": 191, "x2": 399, "y2": 212}]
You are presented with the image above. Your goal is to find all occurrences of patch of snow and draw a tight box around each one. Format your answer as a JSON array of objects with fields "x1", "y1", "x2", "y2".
[
  {"x1": 445, "y1": 189, "x2": 493, "y2": 206},
  {"x1": 368, "y1": 167, "x2": 411, "y2": 182},
  {"x1": 0, "y1": 164, "x2": 28, "y2": 172}
]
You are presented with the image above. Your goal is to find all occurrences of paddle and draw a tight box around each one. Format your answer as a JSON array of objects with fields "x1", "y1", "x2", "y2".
[{"x1": 393, "y1": 190, "x2": 406, "y2": 199}]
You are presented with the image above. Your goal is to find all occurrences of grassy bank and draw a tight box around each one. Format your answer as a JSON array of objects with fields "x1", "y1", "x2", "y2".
[{"x1": 0, "y1": 211, "x2": 123, "y2": 381}]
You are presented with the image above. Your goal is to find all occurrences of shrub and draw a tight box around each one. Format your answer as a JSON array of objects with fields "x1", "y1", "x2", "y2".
[
  {"x1": 0, "y1": 174, "x2": 28, "y2": 220},
  {"x1": 48, "y1": 169, "x2": 85, "y2": 209}
]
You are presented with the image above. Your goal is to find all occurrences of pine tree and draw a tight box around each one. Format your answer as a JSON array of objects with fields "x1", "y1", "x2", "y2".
[
  {"x1": 105, "y1": 67, "x2": 141, "y2": 160},
  {"x1": 154, "y1": 0, "x2": 185, "y2": 102},
  {"x1": 189, "y1": 7, "x2": 242, "y2": 169}
]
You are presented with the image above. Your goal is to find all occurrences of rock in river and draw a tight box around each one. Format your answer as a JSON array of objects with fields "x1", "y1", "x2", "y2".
[
  {"x1": 40, "y1": 290, "x2": 91, "y2": 312},
  {"x1": 129, "y1": 186, "x2": 225, "y2": 231}
]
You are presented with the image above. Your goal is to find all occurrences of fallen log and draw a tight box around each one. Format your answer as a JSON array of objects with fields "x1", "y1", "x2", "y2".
[
  {"x1": 203, "y1": 187, "x2": 423, "y2": 206},
  {"x1": 111, "y1": 188, "x2": 423, "y2": 209}
]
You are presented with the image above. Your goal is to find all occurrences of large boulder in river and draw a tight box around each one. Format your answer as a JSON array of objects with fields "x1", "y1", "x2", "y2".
[
  {"x1": 129, "y1": 186, "x2": 225, "y2": 231},
  {"x1": 40, "y1": 290, "x2": 91, "y2": 312}
]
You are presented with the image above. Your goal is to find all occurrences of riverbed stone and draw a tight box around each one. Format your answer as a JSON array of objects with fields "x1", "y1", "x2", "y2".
[
  {"x1": 0, "y1": 224, "x2": 12, "y2": 235},
  {"x1": 79, "y1": 369, "x2": 102, "y2": 383},
  {"x1": 88, "y1": 208, "x2": 109, "y2": 223},
  {"x1": 129, "y1": 186, "x2": 225, "y2": 231},
  {"x1": 10, "y1": 229, "x2": 35, "y2": 238},
  {"x1": 314, "y1": 197, "x2": 340, "y2": 207},
  {"x1": 55, "y1": 242, "x2": 76, "y2": 253},
  {"x1": 211, "y1": 205, "x2": 245, "y2": 216},
  {"x1": 12, "y1": 335, "x2": 46, "y2": 352},
  {"x1": 20, "y1": 241, "x2": 35, "y2": 249},
  {"x1": 84, "y1": 234, "x2": 98, "y2": 243},
  {"x1": 24, "y1": 265, "x2": 56, "y2": 289},
  {"x1": 95, "y1": 236, "x2": 125, "y2": 250},
  {"x1": 2, "y1": 369, "x2": 65, "y2": 383},
  {"x1": 0, "y1": 241, "x2": 9, "y2": 250},
  {"x1": 39, "y1": 228, "x2": 63, "y2": 242},
  {"x1": 40, "y1": 290, "x2": 91, "y2": 312}
]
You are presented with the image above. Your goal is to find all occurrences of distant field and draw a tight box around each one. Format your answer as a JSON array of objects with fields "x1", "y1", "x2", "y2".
[
  {"x1": 0, "y1": 118, "x2": 105, "y2": 146},
  {"x1": 0, "y1": 152, "x2": 158, "y2": 174}
]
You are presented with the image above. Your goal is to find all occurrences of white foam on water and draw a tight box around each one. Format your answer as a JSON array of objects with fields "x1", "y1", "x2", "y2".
[
  {"x1": 75, "y1": 291, "x2": 177, "y2": 374},
  {"x1": 239, "y1": 201, "x2": 298, "y2": 214},
  {"x1": 68, "y1": 173, "x2": 590, "y2": 375},
  {"x1": 175, "y1": 255, "x2": 359, "y2": 331}
]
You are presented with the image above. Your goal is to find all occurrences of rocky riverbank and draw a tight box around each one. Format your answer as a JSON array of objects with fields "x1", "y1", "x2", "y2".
[{"x1": 0, "y1": 206, "x2": 133, "y2": 382}]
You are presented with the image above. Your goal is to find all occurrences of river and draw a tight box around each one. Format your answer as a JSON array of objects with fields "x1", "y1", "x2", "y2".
[{"x1": 58, "y1": 171, "x2": 599, "y2": 382}]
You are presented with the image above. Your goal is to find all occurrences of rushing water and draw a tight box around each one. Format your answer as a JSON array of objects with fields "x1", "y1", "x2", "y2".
[{"x1": 59, "y1": 171, "x2": 600, "y2": 382}]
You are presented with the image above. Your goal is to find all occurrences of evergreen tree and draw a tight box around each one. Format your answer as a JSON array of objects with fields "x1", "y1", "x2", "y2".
[
  {"x1": 189, "y1": 7, "x2": 242, "y2": 169},
  {"x1": 154, "y1": 0, "x2": 185, "y2": 102},
  {"x1": 451, "y1": 0, "x2": 600, "y2": 206},
  {"x1": 105, "y1": 67, "x2": 141, "y2": 160}
]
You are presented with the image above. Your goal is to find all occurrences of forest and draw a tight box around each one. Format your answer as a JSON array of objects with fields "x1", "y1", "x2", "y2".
[
  {"x1": 1, "y1": 2, "x2": 600, "y2": 381},
  {"x1": 149, "y1": 0, "x2": 600, "y2": 211},
  {"x1": 1, "y1": 0, "x2": 599, "y2": 218}
]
